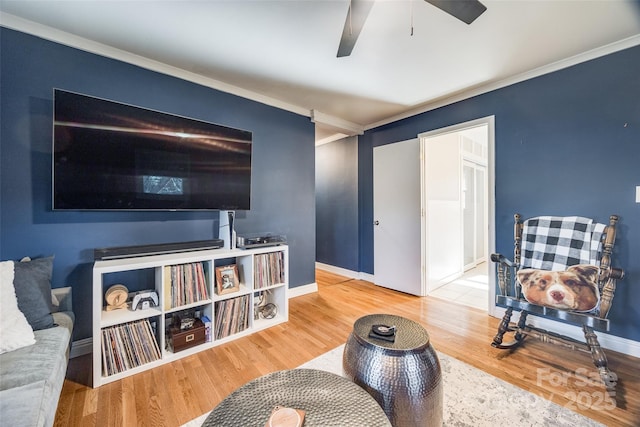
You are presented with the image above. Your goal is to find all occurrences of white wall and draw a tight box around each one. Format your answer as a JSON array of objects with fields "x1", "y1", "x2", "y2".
[{"x1": 424, "y1": 132, "x2": 463, "y2": 290}]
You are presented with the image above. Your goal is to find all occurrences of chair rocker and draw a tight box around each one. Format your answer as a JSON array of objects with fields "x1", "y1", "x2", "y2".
[{"x1": 491, "y1": 214, "x2": 624, "y2": 394}]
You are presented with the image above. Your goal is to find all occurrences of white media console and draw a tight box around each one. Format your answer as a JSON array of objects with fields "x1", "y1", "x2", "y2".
[{"x1": 92, "y1": 244, "x2": 288, "y2": 387}]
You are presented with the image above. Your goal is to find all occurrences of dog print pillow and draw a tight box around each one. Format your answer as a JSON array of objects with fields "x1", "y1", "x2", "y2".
[{"x1": 517, "y1": 265, "x2": 600, "y2": 312}]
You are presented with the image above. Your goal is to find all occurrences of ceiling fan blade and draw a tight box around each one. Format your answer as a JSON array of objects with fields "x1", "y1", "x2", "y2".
[
  {"x1": 425, "y1": 0, "x2": 487, "y2": 24},
  {"x1": 337, "y1": 0, "x2": 375, "y2": 57}
]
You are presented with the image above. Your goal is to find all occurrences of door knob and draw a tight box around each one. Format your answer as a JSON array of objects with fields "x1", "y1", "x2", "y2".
[{"x1": 374, "y1": 220, "x2": 380, "y2": 226}]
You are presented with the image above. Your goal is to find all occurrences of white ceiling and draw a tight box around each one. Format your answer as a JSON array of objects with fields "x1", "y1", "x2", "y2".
[{"x1": 1, "y1": 1, "x2": 640, "y2": 141}]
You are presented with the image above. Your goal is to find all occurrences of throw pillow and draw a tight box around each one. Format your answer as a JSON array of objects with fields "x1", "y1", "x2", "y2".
[
  {"x1": 517, "y1": 264, "x2": 600, "y2": 312},
  {"x1": 13, "y1": 256, "x2": 55, "y2": 330},
  {"x1": 0, "y1": 261, "x2": 36, "y2": 354}
]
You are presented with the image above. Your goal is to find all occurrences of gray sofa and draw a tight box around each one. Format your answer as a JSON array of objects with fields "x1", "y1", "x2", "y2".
[{"x1": 0, "y1": 287, "x2": 74, "y2": 427}]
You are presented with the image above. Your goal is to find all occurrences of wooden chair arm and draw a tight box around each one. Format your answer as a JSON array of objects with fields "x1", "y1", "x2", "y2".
[
  {"x1": 490, "y1": 253, "x2": 516, "y2": 268},
  {"x1": 491, "y1": 253, "x2": 519, "y2": 298},
  {"x1": 598, "y1": 266, "x2": 624, "y2": 319}
]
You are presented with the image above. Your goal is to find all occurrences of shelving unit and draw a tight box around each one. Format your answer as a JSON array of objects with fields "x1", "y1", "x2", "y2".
[{"x1": 92, "y1": 245, "x2": 288, "y2": 387}]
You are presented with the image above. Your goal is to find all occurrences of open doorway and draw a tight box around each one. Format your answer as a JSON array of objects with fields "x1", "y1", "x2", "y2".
[
  {"x1": 429, "y1": 262, "x2": 489, "y2": 310},
  {"x1": 419, "y1": 118, "x2": 494, "y2": 311}
]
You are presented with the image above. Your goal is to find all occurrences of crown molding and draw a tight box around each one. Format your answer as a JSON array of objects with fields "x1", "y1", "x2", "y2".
[
  {"x1": 365, "y1": 34, "x2": 640, "y2": 131},
  {"x1": 0, "y1": 12, "x2": 310, "y2": 118},
  {"x1": 3, "y1": 12, "x2": 638, "y2": 134},
  {"x1": 311, "y1": 110, "x2": 364, "y2": 135}
]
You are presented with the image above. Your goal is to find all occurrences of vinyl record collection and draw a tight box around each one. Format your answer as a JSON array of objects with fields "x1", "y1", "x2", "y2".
[
  {"x1": 214, "y1": 295, "x2": 250, "y2": 339},
  {"x1": 253, "y1": 251, "x2": 285, "y2": 289},
  {"x1": 101, "y1": 319, "x2": 161, "y2": 376},
  {"x1": 164, "y1": 262, "x2": 210, "y2": 309}
]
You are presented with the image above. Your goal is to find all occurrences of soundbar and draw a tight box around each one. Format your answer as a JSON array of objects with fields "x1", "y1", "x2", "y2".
[{"x1": 94, "y1": 239, "x2": 224, "y2": 260}]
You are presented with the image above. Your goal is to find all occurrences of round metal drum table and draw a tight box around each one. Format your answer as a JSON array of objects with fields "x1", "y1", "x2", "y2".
[
  {"x1": 203, "y1": 368, "x2": 391, "y2": 427},
  {"x1": 343, "y1": 314, "x2": 443, "y2": 427}
]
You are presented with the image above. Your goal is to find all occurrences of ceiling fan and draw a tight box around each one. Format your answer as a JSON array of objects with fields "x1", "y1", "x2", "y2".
[{"x1": 337, "y1": 0, "x2": 487, "y2": 57}]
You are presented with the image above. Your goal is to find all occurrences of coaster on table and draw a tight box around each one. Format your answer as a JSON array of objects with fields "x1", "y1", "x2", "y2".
[
  {"x1": 265, "y1": 406, "x2": 305, "y2": 427},
  {"x1": 369, "y1": 324, "x2": 396, "y2": 342}
]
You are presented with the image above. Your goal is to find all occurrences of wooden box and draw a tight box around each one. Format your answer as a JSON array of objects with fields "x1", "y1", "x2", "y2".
[{"x1": 168, "y1": 319, "x2": 206, "y2": 353}]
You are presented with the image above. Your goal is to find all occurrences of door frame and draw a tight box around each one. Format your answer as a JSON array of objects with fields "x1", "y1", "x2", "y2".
[{"x1": 418, "y1": 116, "x2": 497, "y2": 314}]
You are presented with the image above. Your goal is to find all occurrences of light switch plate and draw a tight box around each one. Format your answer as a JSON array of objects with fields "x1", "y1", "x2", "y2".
[{"x1": 636, "y1": 186, "x2": 640, "y2": 203}]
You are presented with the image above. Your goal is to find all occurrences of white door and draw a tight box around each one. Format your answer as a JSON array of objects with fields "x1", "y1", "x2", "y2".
[{"x1": 373, "y1": 139, "x2": 424, "y2": 296}]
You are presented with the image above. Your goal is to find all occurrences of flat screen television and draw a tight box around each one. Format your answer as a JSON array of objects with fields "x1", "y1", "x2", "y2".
[{"x1": 53, "y1": 89, "x2": 252, "y2": 211}]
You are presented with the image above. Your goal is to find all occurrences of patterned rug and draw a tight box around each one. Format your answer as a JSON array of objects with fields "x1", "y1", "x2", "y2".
[{"x1": 183, "y1": 344, "x2": 602, "y2": 426}]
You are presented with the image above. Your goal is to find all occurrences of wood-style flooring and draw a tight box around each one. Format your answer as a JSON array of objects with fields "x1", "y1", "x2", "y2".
[{"x1": 56, "y1": 269, "x2": 640, "y2": 426}]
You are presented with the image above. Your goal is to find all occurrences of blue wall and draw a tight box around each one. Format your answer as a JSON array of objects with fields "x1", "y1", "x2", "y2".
[
  {"x1": 315, "y1": 136, "x2": 359, "y2": 270},
  {"x1": 0, "y1": 28, "x2": 316, "y2": 341},
  {"x1": 356, "y1": 46, "x2": 640, "y2": 341}
]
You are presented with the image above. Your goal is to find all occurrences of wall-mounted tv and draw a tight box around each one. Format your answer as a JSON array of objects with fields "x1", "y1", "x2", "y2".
[{"x1": 53, "y1": 89, "x2": 252, "y2": 211}]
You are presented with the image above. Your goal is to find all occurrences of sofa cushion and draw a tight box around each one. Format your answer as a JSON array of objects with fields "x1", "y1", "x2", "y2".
[
  {"x1": 0, "y1": 260, "x2": 36, "y2": 354},
  {"x1": 14, "y1": 256, "x2": 55, "y2": 330},
  {"x1": 0, "y1": 311, "x2": 72, "y2": 392},
  {"x1": 0, "y1": 380, "x2": 49, "y2": 427},
  {"x1": 0, "y1": 311, "x2": 73, "y2": 427}
]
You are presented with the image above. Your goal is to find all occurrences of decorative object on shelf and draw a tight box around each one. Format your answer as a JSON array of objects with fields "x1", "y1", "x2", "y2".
[
  {"x1": 168, "y1": 318, "x2": 206, "y2": 353},
  {"x1": 254, "y1": 290, "x2": 277, "y2": 319},
  {"x1": 104, "y1": 284, "x2": 129, "y2": 311},
  {"x1": 131, "y1": 290, "x2": 159, "y2": 310},
  {"x1": 168, "y1": 309, "x2": 198, "y2": 331},
  {"x1": 259, "y1": 303, "x2": 278, "y2": 320},
  {"x1": 180, "y1": 317, "x2": 195, "y2": 330},
  {"x1": 216, "y1": 264, "x2": 240, "y2": 295},
  {"x1": 254, "y1": 291, "x2": 265, "y2": 320}
]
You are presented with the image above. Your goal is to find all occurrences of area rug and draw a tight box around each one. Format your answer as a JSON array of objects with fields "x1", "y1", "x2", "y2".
[{"x1": 182, "y1": 345, "x2": 602, "y2": 426}]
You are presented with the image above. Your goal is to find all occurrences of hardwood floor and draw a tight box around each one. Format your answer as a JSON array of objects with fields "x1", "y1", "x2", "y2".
[{"x1": 56, "y1": 269, "x2": 640, "y2": 426}]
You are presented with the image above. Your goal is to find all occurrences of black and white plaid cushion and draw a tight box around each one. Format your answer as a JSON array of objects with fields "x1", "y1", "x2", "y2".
[{"x1": 521, "y1": 216, "x2": 605, "y2": 271}]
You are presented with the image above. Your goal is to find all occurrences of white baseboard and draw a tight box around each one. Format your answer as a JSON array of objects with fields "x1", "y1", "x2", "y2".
[
  {"x1": 315, "y1": 262, "x2": 358, "y2": 279},
  {"x1": 315, "y1": 262, "x2": 375, "y2": 282},
  {"x1": 70, "y1": 337, "x2": 92, "y2": 358},
  {"x1": 288, "y1": 282, "x2": 318, "y2": 298}
]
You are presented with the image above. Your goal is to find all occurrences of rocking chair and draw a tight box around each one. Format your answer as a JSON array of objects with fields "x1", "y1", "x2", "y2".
[{"x1": 491, "y1": 214, "x2": 624, "y2": 394}]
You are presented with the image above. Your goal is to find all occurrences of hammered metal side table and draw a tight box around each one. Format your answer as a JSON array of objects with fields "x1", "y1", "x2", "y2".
[
  {"x1": 343, "y1": 314, "x2": 443, "y2": 427},
  {"x1": 204, "y1": 368, "x2": 391, "y2": 426}
]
